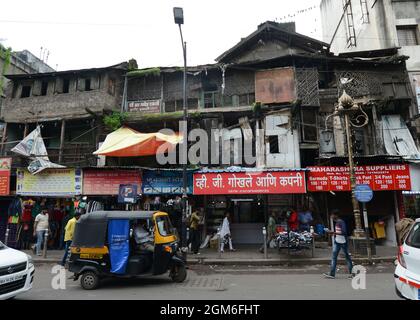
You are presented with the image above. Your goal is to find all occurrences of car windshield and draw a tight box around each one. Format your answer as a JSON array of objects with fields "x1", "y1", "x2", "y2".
[
  {"x1": 406, "y1": 223, "x2": 420, "y2": 249},
  {"x1": 156, "y1": 216, "x2": 174, "y2": 237}
]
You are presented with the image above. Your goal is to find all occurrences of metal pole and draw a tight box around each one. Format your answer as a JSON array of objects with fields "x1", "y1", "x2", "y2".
[
  {"x1": 43, "y1": 230, "x2": 48, "y2": 258},
  {"x1": 217, "y1": 227, "x2": 221, "y2": 259},
  {"x1": 362, "y1": 203, "x2": 372, "y2": 262},
  {"x1": 263, "y1": 227, "x2": 267, "y2": 259},
  {"x1": 178, "y1": 24, "x2": 188, "y2": 262},
  {"x1": 4, "y1": 227, "x2": 9, "y2": 246},
  {"x1": 344, "y1": 113, "x2": 364, "y2": 237}
]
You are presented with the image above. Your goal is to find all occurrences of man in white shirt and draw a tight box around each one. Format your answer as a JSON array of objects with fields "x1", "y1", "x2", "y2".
[
  {"x1": 33, "y1": 209, "x2": 50, "y2": 256},
  {"x1": 133, "y1": 221, "x2": 154, "y2": 252}
]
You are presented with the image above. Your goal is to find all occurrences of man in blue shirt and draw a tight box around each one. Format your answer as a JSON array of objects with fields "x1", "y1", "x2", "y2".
[{"x1": 323, "y1": 210, "x2": 354, "y2": 279}]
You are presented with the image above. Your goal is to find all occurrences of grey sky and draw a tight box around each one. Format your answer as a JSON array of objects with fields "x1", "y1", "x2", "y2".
[{"x1": 0, "y1": 0, "x2": 321, "y2": 71}]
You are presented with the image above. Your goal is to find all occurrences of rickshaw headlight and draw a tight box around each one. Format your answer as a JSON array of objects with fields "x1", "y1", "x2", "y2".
[{"x1": 164, "y1": 245, "x2": 173, "y2": 253}]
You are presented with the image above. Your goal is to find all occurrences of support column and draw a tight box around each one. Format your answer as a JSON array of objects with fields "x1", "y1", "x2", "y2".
[
  {"x1": 58, "y1": 120, "x2": 66, "y2": 163},
  {"x1": 1, "y1": 122, "x2": 8, "y2": 156},
  {"x1": 23, "y1": 123, "x2": 29, "y2": 138}
]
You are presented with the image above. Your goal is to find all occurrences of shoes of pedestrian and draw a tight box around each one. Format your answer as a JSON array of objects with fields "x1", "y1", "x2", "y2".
[
  {"x1": 323, "y1": 273, "x2": 335, "y2": 279},
  {"x1": 36, "y1": 253, "x2": 42, "y2": 256},
  {"x1": 347, "y1": 274, "x2": 355, "y2": 279},
  {"x1": 230, "y1": 248, "x2": 236, "y2": 252},
  {"x1": 220, "y1": 250, "x2": 224, "y2": 253}
]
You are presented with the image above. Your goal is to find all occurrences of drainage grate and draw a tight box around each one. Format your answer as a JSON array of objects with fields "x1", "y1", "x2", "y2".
[{"x1": 176, "y1": 276, "x2": 225, "y2": 291}]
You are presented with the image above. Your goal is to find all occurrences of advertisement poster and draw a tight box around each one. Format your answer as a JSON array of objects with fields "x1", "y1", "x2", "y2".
[
  {"x1": 307, "y1": 165, "x2": 411, "y2": 192},
  {"x1": 16, "y1": 168, "x2": 82, "y2": 196},
  {"x1": 83, "y1": 170, "x2": 141, "y2": 195},
  {"x1": 142, "y1": 170, "x2": 193, "y2": 195},
  {"x1": 118, "y1": 184, "x2": 138, "y2": 204},
  {"x1": 0, "y1": 158, "x2": 11, "y2": 196},
  {"x1": 108, "y1": 219, "x2": 130, "y2": 274},
  {"x1": 193, "y1": 171, "x2": 306, "y2": 195}
]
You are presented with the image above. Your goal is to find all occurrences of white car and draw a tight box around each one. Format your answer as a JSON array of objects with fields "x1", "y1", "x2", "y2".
[
  {"x1": 395, "y1": 218, "x2": 420, "y2": 300},
  {"x1": 0, "y1": 241, "x2": 35, "y2": 300}
]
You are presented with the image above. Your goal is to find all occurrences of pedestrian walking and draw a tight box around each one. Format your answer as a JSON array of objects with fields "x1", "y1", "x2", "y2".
[
  {"x1": 260, "y1": 211, "x2": 277, "y2": 253},
  {"x1": 60, "y1": 211, "x2": 82, "y2": 266},
  {"x1": 323, "y1": 210, "x2": 354, "y2": 279},
  {"x1": 220, "y1": 212, "x2": 235, "y2": 252},
  {"x1": 33, "y1": 208, "x2": 49, "y2": 256},
  {"x1": 187, "y1": 210, "x2": 201, "y2": 254}
]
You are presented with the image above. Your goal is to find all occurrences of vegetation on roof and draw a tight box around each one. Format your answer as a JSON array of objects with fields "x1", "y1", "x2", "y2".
[
  {"x1": 127, "y1": 67, "x2": 161, "y2": 78},
  {"x1": 0, "y1": 44, "x2": 12, "y2": 96},
  {"x1": 125, "y1": 111, "x2": 201, "y2": 123},
  {"x1": 103, "y1": 112, "x2": 128, "y2": 131}
]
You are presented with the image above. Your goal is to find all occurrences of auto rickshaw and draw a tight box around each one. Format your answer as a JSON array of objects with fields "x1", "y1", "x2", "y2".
[{"x1": 68, "y1": 210, "x2": 187, "y2": 290}]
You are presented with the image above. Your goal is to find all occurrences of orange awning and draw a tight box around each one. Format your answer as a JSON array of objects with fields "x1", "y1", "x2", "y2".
[{"x1": 93, "y1": 127, "x2": 183, "y2": 157}]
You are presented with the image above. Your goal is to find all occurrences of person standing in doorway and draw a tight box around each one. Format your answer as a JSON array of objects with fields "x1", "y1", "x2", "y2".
[
  {"x1": 323, "y1": 210, "x2": 354, "y2": 279},
  {"x1": 60, "y1": 211, "x2": 81, "y2": 266},
  {"x1": 260, "y1": 211, "x2": 277, "y2": 253},
  {"x1": 220, "y1": 212, "x2": 235, "y2": 252},
  {"x1": 33, "y1": 208, "x2": 50, "y2": 256},
  {"x1": 187, "y1": 210, "x2": 201, "y2": 255}
]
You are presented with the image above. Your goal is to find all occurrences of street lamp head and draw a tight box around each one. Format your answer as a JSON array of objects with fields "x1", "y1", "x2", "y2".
[
  {"x1": 173, "y1": 7, "x2": 184, "y2": 25},
  {"x1": 338, "y1": 90, "x2": 355, "y2": 110}
]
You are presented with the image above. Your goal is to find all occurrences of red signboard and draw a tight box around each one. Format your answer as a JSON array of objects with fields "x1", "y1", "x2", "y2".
[
  {"x1": 193, "y1": 171, "x2": 306, "y2": 195},
  {"x1": 0, "y1": 158, "x2": 11, "y2": 196},
  {"x1": 307, "y1": 165, "x2": 411, "y2": 192},
  {"x1": 83, "y1": 170, "x2": 141, "y2": 195}
]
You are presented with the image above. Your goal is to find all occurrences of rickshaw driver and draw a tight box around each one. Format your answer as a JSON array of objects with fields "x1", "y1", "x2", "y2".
[{"x1": 133, "y1": 220, "x2": 154, "y2": 253}]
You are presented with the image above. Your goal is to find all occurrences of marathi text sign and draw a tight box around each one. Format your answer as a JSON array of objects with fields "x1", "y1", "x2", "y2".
[
  {"x1": 16, "y1": 168, "x2": 82, "y2": 196},
  {"x1": 0, "y1": 158, "x2": 11, "y2": 196},
  {"x1": 83, "y1": 170, "x2": 141, "y2": 195},
  {"x1": 127, "y1": 99, "x2": 161, "y2": 113},
  {"x1": 193, "y1": 171, "x2": 306, "y2": 195},
  {"x1": 142, "y1": 170, "x2": 193, "y2": 195},
  {"x1": 307, "y1": 165, "x2": 411, "y2": 192}
]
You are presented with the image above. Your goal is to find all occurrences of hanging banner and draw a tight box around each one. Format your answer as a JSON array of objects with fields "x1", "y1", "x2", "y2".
[
  {"x1": 142, "y1": 170, "x2": 193, "y2": 195},
  {"x1": 16, "y1": 168, "x2": 82, "y2": 196},
  {"x1": 307, "y1": 165, "x2": 411, "y2": 192},
  {"x1": 193, "y1": 171, "x2": 306, "y2": 195},
  {"x1": 118, "y1": 184, "x2": 138, "y2": 204},
  {"x1": 108, "y1": 219, "x2": 130, "y2": 274},
  {"x1": 0, "y1": 158, "x2": 11, "y2": 196},
  {"x1": 83, "y1": 170, "x2": 141, "y2": 195}
]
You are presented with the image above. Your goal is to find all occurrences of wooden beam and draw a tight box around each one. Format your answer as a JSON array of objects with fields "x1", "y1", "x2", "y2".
[
  {"x1": 58, "y1": 120, "x2": 66, "y2": 163},
  {"x1": 23, "y1": 123, "x2": 29, "y2": 138}
]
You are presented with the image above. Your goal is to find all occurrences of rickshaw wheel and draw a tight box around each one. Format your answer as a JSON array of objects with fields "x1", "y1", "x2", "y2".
[
  {"x1": 80, "y1": 271, "x2": 99, "y2": 290},
  {"x1": 171, "y1": 265, "x2": 187, "y2": 283}
]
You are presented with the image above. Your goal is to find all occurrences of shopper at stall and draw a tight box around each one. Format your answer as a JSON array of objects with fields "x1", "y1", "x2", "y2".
[
  {"x1": 220, "y1": 212, "x2": 235, "y2": 252},
  {"x1": 259, "y1": 211, "x2": 277, "y2": 253},
  {"x1": 323, "y1": 210, "x2": 354, "y2": 279},
  {"x1": 298, "y1": 207, "x2": 313, "y2": 232},
  {"x1": 33, "y1": 208, "x2": 50, "y2": 256},
  {"x1": 60, "y1": 211, "x2": 81, "y2": 266},
  {"x1": 187, "y1": 210, "x2": 201, "y2": 255},
  {"x1": 287, "y1": 208, "x2": 299, "y2": 231}
]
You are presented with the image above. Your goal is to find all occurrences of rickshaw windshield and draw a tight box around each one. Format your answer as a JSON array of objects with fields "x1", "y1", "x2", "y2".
[{"x1": 156, "y1": 216, "x2": 174, "y2": 237}]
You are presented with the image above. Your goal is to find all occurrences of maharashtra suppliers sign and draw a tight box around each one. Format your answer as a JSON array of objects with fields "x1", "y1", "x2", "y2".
[
  {"x1": 83, "y1": 170, "x2": 141, "y2": 195},
  {"x1": 307, "y1": 165, "x2": 411, "y2": 192},
  {"x1": 193, "y1": 171, "x2": 306, "y2": 195},
  {"x1": 16, "y1": 168, "x2": 82, "y2": 196},
  {"x1": 127, "y1": 99, "x2": 161, "y2": 113},
  {"x1": 0, "y1": 158, "x2": 11, "y2": 196}
]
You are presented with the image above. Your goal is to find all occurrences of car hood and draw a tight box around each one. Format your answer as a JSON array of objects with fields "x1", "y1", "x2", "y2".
[{"x1": 0, "y1": 247, "x2": 28, "y2": 268}]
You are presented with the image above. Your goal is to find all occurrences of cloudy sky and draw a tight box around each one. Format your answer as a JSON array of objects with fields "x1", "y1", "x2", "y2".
[{"x1": 0, "y1": 0, "x2": 321, "y2": 71}]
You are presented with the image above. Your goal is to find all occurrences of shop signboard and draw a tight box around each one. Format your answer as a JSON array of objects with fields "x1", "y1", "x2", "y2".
[
  {"x1": 118, "y1": 184, "x2": 138, "y2": 204},
  {"x1": 355, "y1": 184, "x2": 373, "y2": 203},
  {"x1": 307, "y1": 165, "x2": 411, "y2": 192},
  {"x1": 0, "y1": 158, "x2": 11, "y2": 196},
  {"x1": 142, "y1": 170, "x2": 193, "y2": 195},
  {"x1": 193, "y1": 171, "x2": 306, "y2": 195},
  {"x1": 127, "y1": 99, "x2": 161, "y2": 113},
  {"x1": 16, "y1": 168, "x2": 82, "y2": 196},
  {"x1": 83, "y1": 170, "x2": 141, "y2": 195}
]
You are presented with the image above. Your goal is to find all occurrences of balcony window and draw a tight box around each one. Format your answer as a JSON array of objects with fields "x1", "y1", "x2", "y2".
[{"x1": 20, "y1": 85, "x2": 31, "y2": 98}]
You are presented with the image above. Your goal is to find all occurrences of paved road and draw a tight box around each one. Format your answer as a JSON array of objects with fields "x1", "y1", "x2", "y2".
[{"x1": 17, "y1": 263, "x2": 399, "y2": 300}]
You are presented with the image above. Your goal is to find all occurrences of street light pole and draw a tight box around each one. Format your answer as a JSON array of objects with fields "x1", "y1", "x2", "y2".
[{"x1": 174, "y1": 7, "x2": 188, "y2": 261}]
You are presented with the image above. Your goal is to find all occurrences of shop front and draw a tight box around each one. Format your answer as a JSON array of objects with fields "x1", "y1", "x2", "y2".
[
  {"x1": 82, "y1": 168, "x2": 142, "y2": 211},
  {"x1": 307, "y1": 164, "x2": 411, "y2": 246},
  {"x1": 193, "y1": 168, "x2": 307, "y2": 244},
  {"x1": 402, "y1": 162, "x2": 420, "y2": 219}
]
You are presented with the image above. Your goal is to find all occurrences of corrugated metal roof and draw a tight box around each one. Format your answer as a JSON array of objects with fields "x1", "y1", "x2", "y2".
[{"x1": 197, "y1": 166, "x2": 307, "y2": 173}]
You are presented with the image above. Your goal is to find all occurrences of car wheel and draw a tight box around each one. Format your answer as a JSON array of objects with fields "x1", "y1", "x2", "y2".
[
  {"x1": 395, "y1": 285, "x2": 407, "y2": 300},
  {"x1": 80, "y1": 271, "x2": 99, "y2": 290},
  {"x1": 171, "y1": 265, "x2": 187, "y2": 283}
]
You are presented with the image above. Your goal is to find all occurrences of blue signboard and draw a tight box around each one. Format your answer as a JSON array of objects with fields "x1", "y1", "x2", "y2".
[
  {"x1": 118, "y1": 184, "x2": 138, "y2": 204},
  {"x1": 142, "y1": 170, "x2": 193, "y2": 195},
  {"x1": 108, "y1": 219, "x2": 130, "y2": 274},
  {"x1": 355, "y1": 184, "x2": 373, "y2": 203}
]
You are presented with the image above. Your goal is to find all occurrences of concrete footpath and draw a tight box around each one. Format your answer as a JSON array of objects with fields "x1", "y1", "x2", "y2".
[{"x1": 26, "y1": 243, "x2": 397, "y2": 266}]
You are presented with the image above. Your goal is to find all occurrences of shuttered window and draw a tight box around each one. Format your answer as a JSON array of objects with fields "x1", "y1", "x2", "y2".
[{"x1": 397, "y1": 26, "x2": 419, "y2": 46}]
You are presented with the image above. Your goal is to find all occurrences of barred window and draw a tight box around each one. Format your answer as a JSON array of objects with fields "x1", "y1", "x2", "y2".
[{"x1": 397, "y1": 26, "x2": 419, "y2": 46}]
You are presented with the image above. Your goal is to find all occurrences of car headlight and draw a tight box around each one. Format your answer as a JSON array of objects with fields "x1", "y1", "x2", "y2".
[{"x1": 27, "y1": 254, "x2": 34, "y2": 269}]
